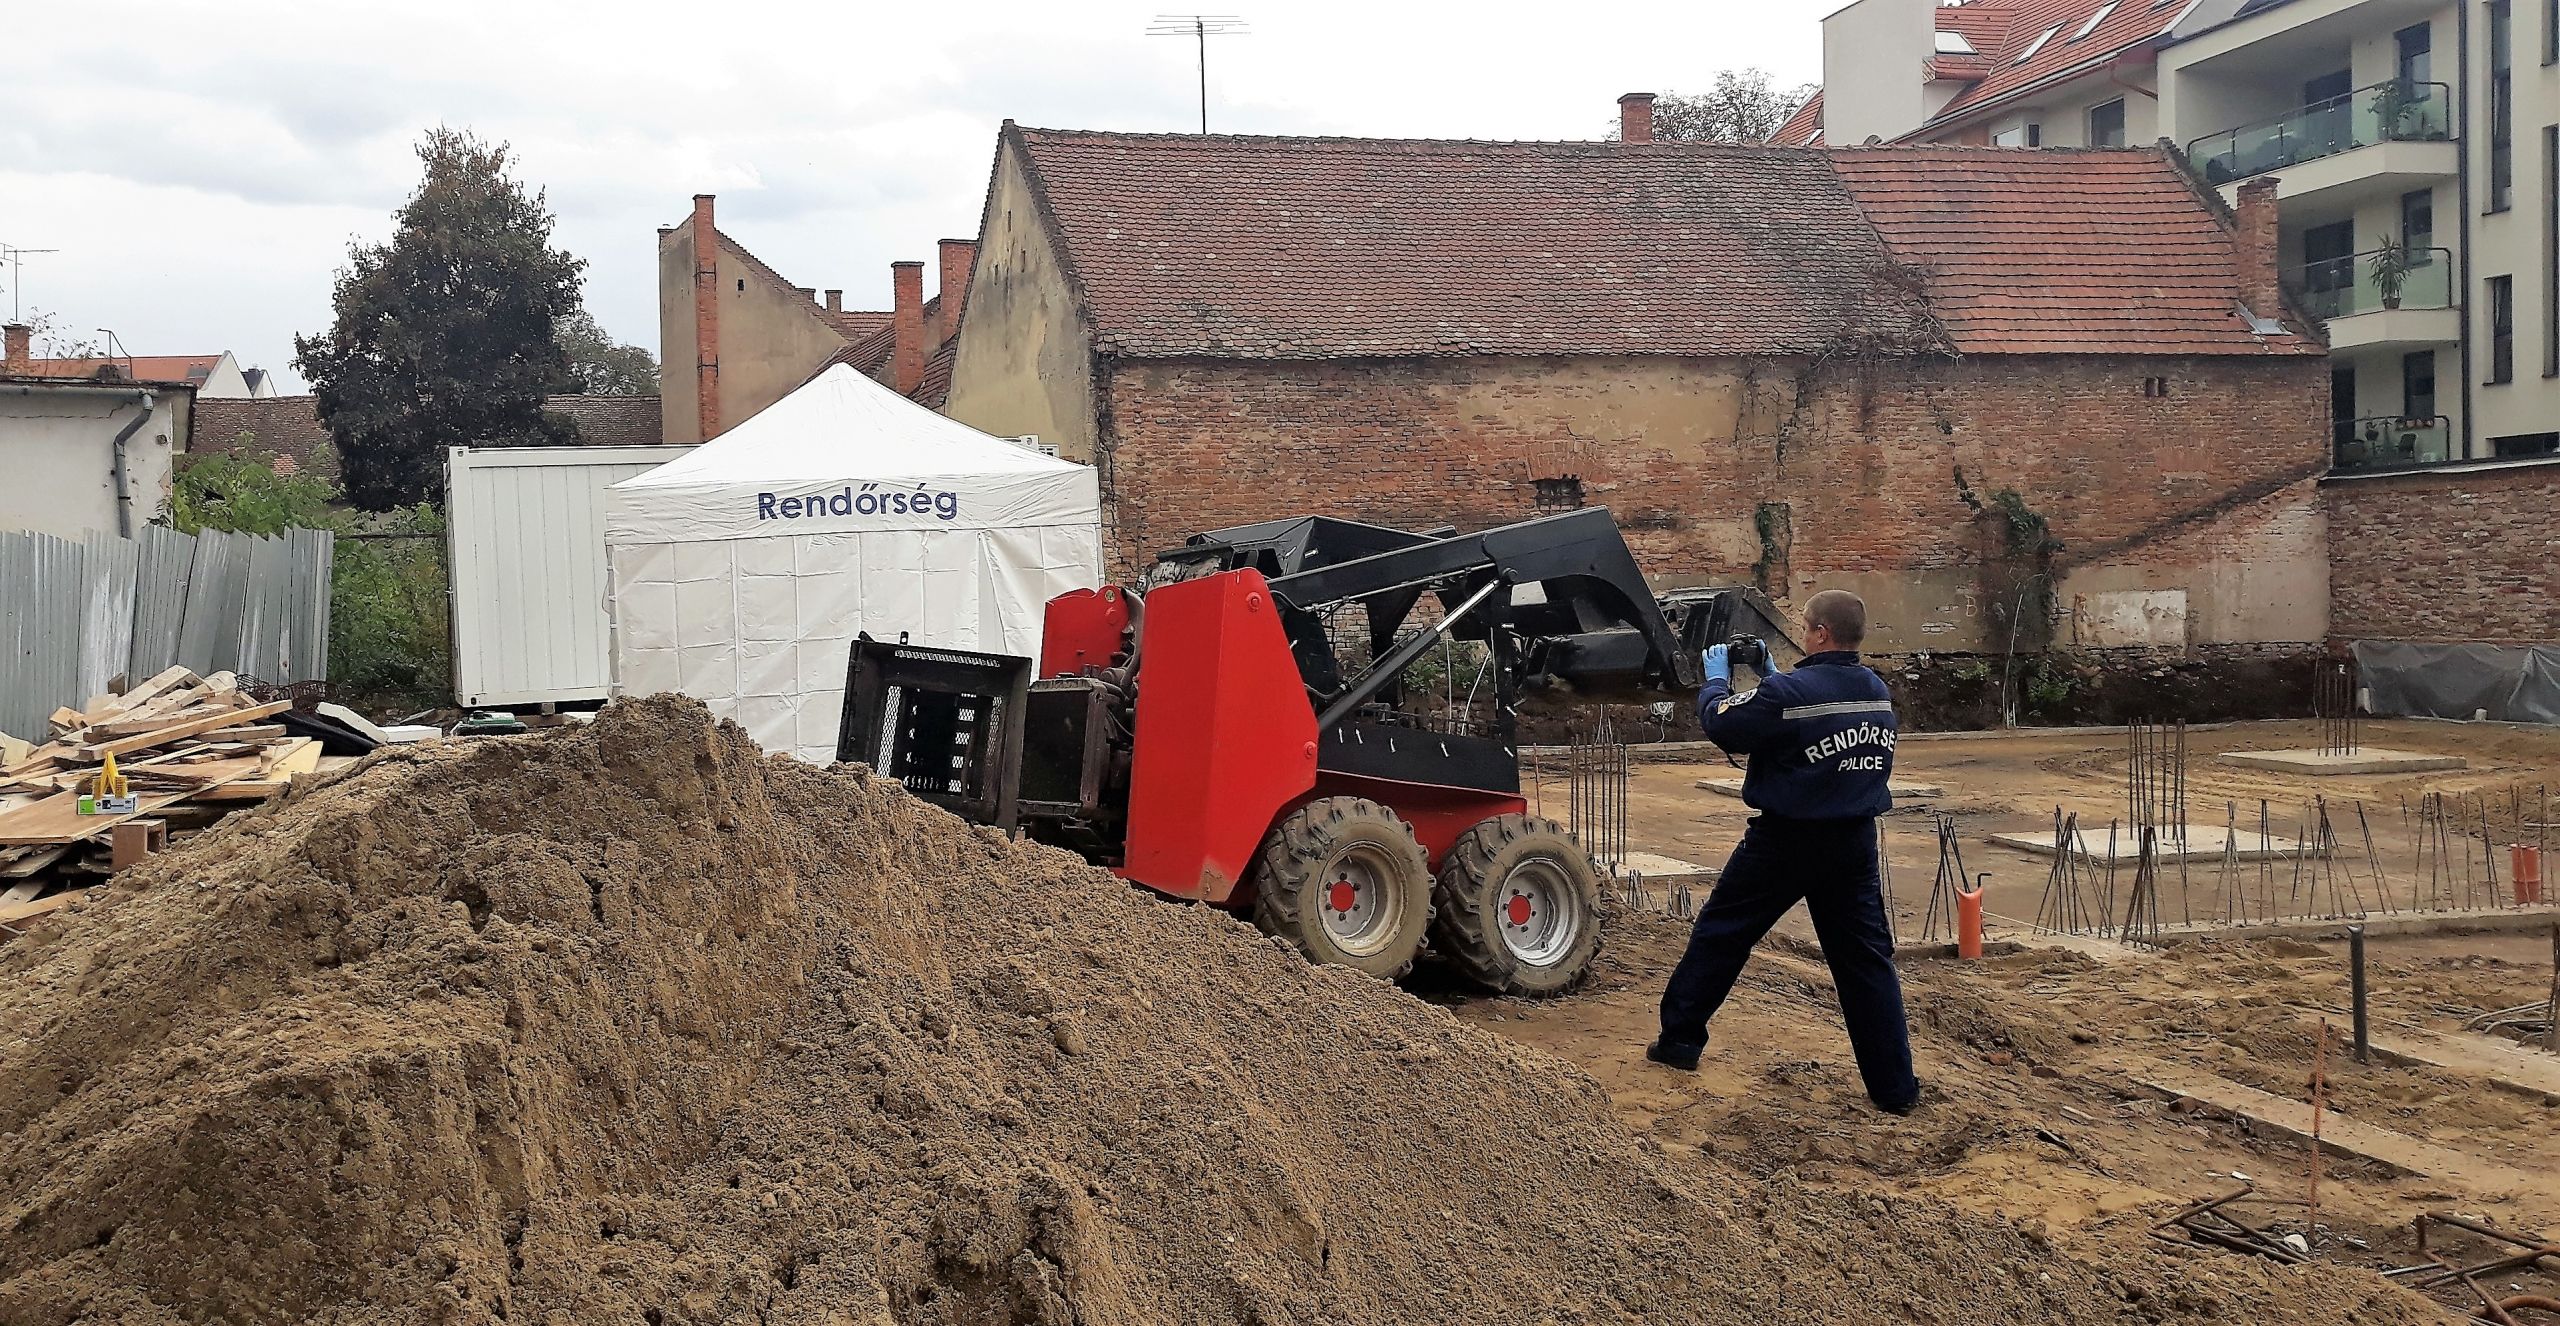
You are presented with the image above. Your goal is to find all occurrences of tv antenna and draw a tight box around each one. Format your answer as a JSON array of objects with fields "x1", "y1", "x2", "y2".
[
  {"x1": 0, "y1": 243, "x2": 61, "y2": 322},
  {"x1": 1145, "y1": 14, "x2": 1249, "y2": 134}
]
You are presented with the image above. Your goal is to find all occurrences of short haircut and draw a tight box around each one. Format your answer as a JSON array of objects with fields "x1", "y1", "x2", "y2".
[{"x1": 1804, "y1": 589, "x2": 1867, "y2": 649}]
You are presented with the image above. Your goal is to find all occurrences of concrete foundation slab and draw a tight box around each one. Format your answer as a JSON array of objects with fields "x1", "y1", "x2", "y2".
[
  {"x1": 1618, "y1": 851, "x2": 1713, "y2": 884},
  {"x1": 1987, "y1": 825, "x2": 2311, "y2": 862},
  {"x1": 1695, "y1": 777, "x2": 1943, "y2": 799},
  {"x1": 2120, "y1": 1063, "x2": 2533, "y2": 1193},
  {"x1": 2218, "y1": 748, "x2": 2468, "y2": 775}
]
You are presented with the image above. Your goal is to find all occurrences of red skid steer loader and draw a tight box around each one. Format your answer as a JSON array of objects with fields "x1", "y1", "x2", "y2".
[{"x1": 838, "y1": 508, "x2": 1783, "y2": 994}]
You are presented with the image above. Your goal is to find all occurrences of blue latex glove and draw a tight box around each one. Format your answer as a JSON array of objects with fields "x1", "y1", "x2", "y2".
[{"x1": 1703, "y1": 643, "x2": 1731, "y2": 685}]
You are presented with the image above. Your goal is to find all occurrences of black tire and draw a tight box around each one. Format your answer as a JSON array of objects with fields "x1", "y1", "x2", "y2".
[
  {"x1": 1432, "y1": 814, "x2": 1605, "y2": 996},
  {"x1": 1249, "y1": 797, "x2": 1435, "y2": 980}
]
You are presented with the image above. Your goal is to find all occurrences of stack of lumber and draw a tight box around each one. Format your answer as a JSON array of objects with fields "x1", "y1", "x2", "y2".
[{"x1": 0, "y1": 667, "x2": 323, "y2": 923}]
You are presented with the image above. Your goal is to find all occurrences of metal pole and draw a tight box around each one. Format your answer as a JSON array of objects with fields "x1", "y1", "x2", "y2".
[
  {"x1": 2349, "y1": 924, "x2": 2370, "y2": 1064},
  {"x1": 1197, "y1": 19, "x2": 1209, "y2": 133}
]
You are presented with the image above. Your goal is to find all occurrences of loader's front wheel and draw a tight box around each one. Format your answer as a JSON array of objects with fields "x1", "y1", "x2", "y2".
[
  {"x1": 1432, "y1": 814, "x2": 1604, "y2": 996},
  {"x1": 1250, "y1": 797, "x2": 1434, "y2": 980}
]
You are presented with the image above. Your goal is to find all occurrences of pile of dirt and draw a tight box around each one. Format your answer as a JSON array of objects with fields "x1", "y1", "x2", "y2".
[{"x1": 0, "y1": 697, "x2": 2443, "y2": 1324}]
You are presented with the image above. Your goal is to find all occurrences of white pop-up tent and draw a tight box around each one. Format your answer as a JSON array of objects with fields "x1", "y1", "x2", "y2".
[{"x1": 603, "y1": 364, "x2": 1101, "y2": 762}]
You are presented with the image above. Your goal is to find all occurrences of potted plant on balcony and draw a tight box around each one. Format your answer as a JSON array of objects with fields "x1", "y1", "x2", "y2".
[
  {"x1": 2368, "y1": 235, "x2": 2409, "y2": 310},
  {"x1": 2368, "y1": 80, "x2": 2415, "y2": 139}
]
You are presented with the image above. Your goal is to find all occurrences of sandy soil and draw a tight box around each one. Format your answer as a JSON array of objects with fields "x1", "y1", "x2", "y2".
[
  {"x1": 0, "y1": 698, "x2": 2445, "y2": 1325},
  {"x1": 1473, "y1": 716, "x2": 2560, "y2": 1314}
]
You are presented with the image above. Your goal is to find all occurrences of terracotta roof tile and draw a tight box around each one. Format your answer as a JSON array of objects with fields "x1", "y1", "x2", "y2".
[
  {"x1": 26, "y1": 354, "x2": 224, "y2": 386},
  {"x1": 1011, "y1": 127, "x2": 1939, "y2": 359},
  {"x1": 1010, "y1": 127, "x2": 2302, "y2": 360},
  {"x1": 545, "y1": 394, "x2": 665, "y2": 446},
  {"x1": 1925, "y1": 0, "x2": 2187, "y2": 127},
  {"x1": 1772, "y1": 93, "x2": 1824, "y2": 147},
  {"x1": 1825, "y1": 146, "x2": 2317, "y2": 354}
]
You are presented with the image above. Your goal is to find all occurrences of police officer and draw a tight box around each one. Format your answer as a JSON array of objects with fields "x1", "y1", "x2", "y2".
[{"x1": 1646, "y1": 589, "x2": 1921, "y2": 1116}]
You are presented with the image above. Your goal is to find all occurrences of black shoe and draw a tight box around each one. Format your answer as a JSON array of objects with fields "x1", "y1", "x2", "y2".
[
  {"x1": 1876, "y1": 1086, "x2": 1923, "y2": 1116},
  {"x1": 1645, "y1": 1039, "x2": 1703, "y2": 1072}
]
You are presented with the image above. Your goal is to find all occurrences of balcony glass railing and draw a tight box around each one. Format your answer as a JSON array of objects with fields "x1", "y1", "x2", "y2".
[
  {"x1": 2190, "y1": 79, "x2": 2452, "y2": 184},
  {"x1": 2334, "y1": 414, "x2": 2453, "y2": 471},
  {"x1": 2290, "y1": 246, "x2": 2455, "y2": 320}
]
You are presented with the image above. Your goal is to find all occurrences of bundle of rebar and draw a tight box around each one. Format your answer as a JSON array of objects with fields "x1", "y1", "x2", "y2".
[
  {"x1": 1566, "y1": 705, "x2": 1630, "y2": 879},
  {"x1": 2125, "y1": 718, "x2": 2189, "y2": 851},
  {"x1": 2314, "y1": 658, "x2": 2360, "y2": 756}
]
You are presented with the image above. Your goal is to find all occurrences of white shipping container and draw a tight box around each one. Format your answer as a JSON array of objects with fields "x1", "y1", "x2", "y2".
[{"x1": 446, "y1": 445, "x2": 694, "y2": 708}]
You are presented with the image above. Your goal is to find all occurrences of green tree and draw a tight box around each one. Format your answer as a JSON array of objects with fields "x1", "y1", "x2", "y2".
[
  {"x1": 557, "y1": 306, "x2": 659, "y2": 396},
  {"x1": 295, "y1": 127, "x2": 585, "y2": 511},
  {"x1": 1611, "y1": 70, "x2": 1818, "y2": 144}
]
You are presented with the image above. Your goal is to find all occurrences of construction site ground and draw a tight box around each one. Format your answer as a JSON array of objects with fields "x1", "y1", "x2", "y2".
[{"x1": 1477, "y1": 716, "x2": 2560, "y2": 1293}]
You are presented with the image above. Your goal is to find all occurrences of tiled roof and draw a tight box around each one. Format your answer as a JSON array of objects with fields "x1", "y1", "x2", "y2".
[
  {"x1": 546, "y1": 394, "x2": 665, "y2": 447},
  {"x1": 1771, "y1": 93, "x2": 1823, "y2": 147},
  {"x1": 190, "y1": 394, "x2": 677, "y2": 481},
  {"x1": 1924, "y1": 0, "x2": 2190, "y2": 128},
  {"x1": 826, "y1": 309, "x2": 893, "y2": 340},
  {"x1": 1826, "y1": 146, "x2": 2316, "y2": 354},
  {"x1": 913, "y1": 338, "x2": 958, "y2": 411},
  {"x1": 25, "y1": 354, "x2": 223, "y2": 386},
  {"x1": 190, "y1": 396, "x2": 338, "y2": 478},
  {"x1": 824, "y1": 295, "x2": 941, "y2": 380},
  {"x1": 1009, "y1": 127, "x2": 1941, "y2": 359},
  {"x1": 1008, "y1": 127, "x2": 2298, "y2": 360}
]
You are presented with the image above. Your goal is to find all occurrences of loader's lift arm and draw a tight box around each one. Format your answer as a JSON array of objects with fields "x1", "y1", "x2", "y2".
[{"x1": 1155, "y1": 507, "x2": 1704, "y2": 741}]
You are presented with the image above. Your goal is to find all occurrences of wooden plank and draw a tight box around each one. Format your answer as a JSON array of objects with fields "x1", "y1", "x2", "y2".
[
  {"x1": 2122, "y1": 1062, "x2": 2535, "y2": 1195},
  {"x1": 76, "y1": 700, "x2": 292, "y2": 761},
  {"x1": 261, "y1": 738, "x2": 321, "y2": 776},
  {"x1": 1, "y1": 846, "x2": 71, "y2": 880},
  {"x1": 86, "y1": 705, "x2": 234, "y2": 739},
  {"x1": 117, "y1": 665, "x2": 200, "y2": 710},
  {"x1": 0, "y1": 765, "x2": 262, "y2": 846},
  {"x1": 0, "y1": 888, "x2": 101, "y2": 926}
]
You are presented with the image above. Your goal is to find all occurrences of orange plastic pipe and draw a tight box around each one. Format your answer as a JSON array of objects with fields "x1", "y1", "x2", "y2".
[
  {"x1": 1956, "y1": 880, "x2": 1985, "y2": 959},
  {"x1": 2512, "y1": 845, "x2": 2542, "y2": 905}
]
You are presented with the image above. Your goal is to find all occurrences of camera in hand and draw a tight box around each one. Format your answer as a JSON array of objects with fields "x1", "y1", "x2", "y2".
[{"x1": 1727, "y1": 634, "x2": 1767, "y2": 672}]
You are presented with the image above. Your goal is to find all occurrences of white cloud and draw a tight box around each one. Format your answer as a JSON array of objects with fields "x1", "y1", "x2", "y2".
[{"x1": 6, "y1": 0, "x2": 1828, "y2": 393}]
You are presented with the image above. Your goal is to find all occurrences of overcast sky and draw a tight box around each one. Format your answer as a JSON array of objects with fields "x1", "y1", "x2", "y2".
[{"x1": 3, "y1": 1, "x2": 1830, "y2": 393}]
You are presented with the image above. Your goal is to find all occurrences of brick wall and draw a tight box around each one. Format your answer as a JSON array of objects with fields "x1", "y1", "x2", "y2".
[
  {"x1": 2326, "y1": 460, "x2": 2560, "y2": 644},
  {"x1": 1100, "y1": 352, "x2": 2330, "y2": 651}
]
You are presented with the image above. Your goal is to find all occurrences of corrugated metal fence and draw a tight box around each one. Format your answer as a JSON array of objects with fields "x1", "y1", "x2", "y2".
[{"x1": 0, "y1": 525, "x2": 333, "y2": 741}]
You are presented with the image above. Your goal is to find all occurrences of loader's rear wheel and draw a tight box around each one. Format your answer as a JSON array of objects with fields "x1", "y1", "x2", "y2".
[
  {"x1": 1250, "y1": 797, "x2": 1434, "y2": 980},
  {"x1": 1432, "y1": 815, "x2": 1604, "y2": 995}
]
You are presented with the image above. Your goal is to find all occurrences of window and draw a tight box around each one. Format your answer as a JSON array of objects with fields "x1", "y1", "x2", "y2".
[
  {"x1": 2015, "y1": 25, "x2": 2062, "y2": 63},
  {"x1": 2396, "y1": 22, "x2": 2433, "y2": 85},
  {"x1": 1934, "y1": 30, "x2": 1978, "y2": 52},
  {"x1": 2070, "y1": 2, "x2": 2119, "y2": 40},
  {"x1": 2548, "y1": 125, "x2": 2559, "y2": 375},
  {"x1": 1533, "y1": 477, "x2": 1585, "y2": 510},
  {"x1": 2401, "y1": 188, "x2": 2436, "y2": 253},
  {"x1": 2403, "y1": 350, "x2": 2438, "y2": 418},
  {"x1": 2492, "y1": 431, "x2": 2560, "y2": 455},
  {"x1": 2547, "y1": 0, "x2": 2557, "y2": 64},
  {"x1": 2490, "y1": 1, "x2": 2514, "y2": 211},
  {"x1": 2487, "y1": 274, "x2": 2516, "y2": 382},
  {"x1": 1991, "y1": 123, "x2": 2042, "y2": 146},
  {"x1": 2141, "y1": 375, "x2": 2171, "y2": 397},
  {"x1": 2088, "y1": 98, "x2": 2127, "y2": 147}
]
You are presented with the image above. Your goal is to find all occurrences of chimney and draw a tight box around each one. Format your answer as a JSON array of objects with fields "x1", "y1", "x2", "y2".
[
  {"x1": 2, "y1": 323, "x2": 28, "y2": 373},
  {"x1": 1618, "y1": 92, "x2": 1657, "y2": 144},
  {"x1": 890, "y1": 260, "x2": 926, "y2": 395},
  {"x1": 937, "y1": 238, "x2": 977, "y2": 345},
  {"x1": 824, "y1": 289, "x2": 843, "y2": 314},
  {"x1": 799, "y1": 286, "x2": 817, "y2": 304},
  {"x1": 2233, "y1": 177, "x2": 2283, "y2": 319},
  {"x1": 691, "y1": 193, "x2": 720, "y2": 439}
]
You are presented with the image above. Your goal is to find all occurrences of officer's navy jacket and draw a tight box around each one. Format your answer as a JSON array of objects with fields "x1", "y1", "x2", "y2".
[{"x1": 1697, "y1": 650, "x2": 1898, "y2": 819}]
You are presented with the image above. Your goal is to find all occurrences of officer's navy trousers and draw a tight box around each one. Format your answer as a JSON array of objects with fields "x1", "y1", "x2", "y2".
[{"x1": 1657, "y1": 814, "x2": 1920, "y2": 1111}]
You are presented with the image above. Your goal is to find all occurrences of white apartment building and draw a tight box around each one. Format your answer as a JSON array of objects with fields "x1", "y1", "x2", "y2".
[{"x1": 1788, "y1": 0, "x2": 2560, "y2": 468}]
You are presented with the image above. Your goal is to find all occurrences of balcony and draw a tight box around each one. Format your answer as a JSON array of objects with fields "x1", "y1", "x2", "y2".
[
  {"x1": 2290, "y1": 246, "x2": 2461, "y2": 350},
  {"x1": 2192, "y1": 80, "x2": 2457, "y2": 211},
  {"x1": 2334, "y1": 414, "x2": 2454, "y2": 471}
]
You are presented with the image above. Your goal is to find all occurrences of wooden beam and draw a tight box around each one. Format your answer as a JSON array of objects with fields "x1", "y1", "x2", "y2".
[
  {"x1": 0, "y1": 888, "x2": 99, "y2": 927},
  {"x1": 75, "y1": 700, "x2": 292, "y2": 762}
]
